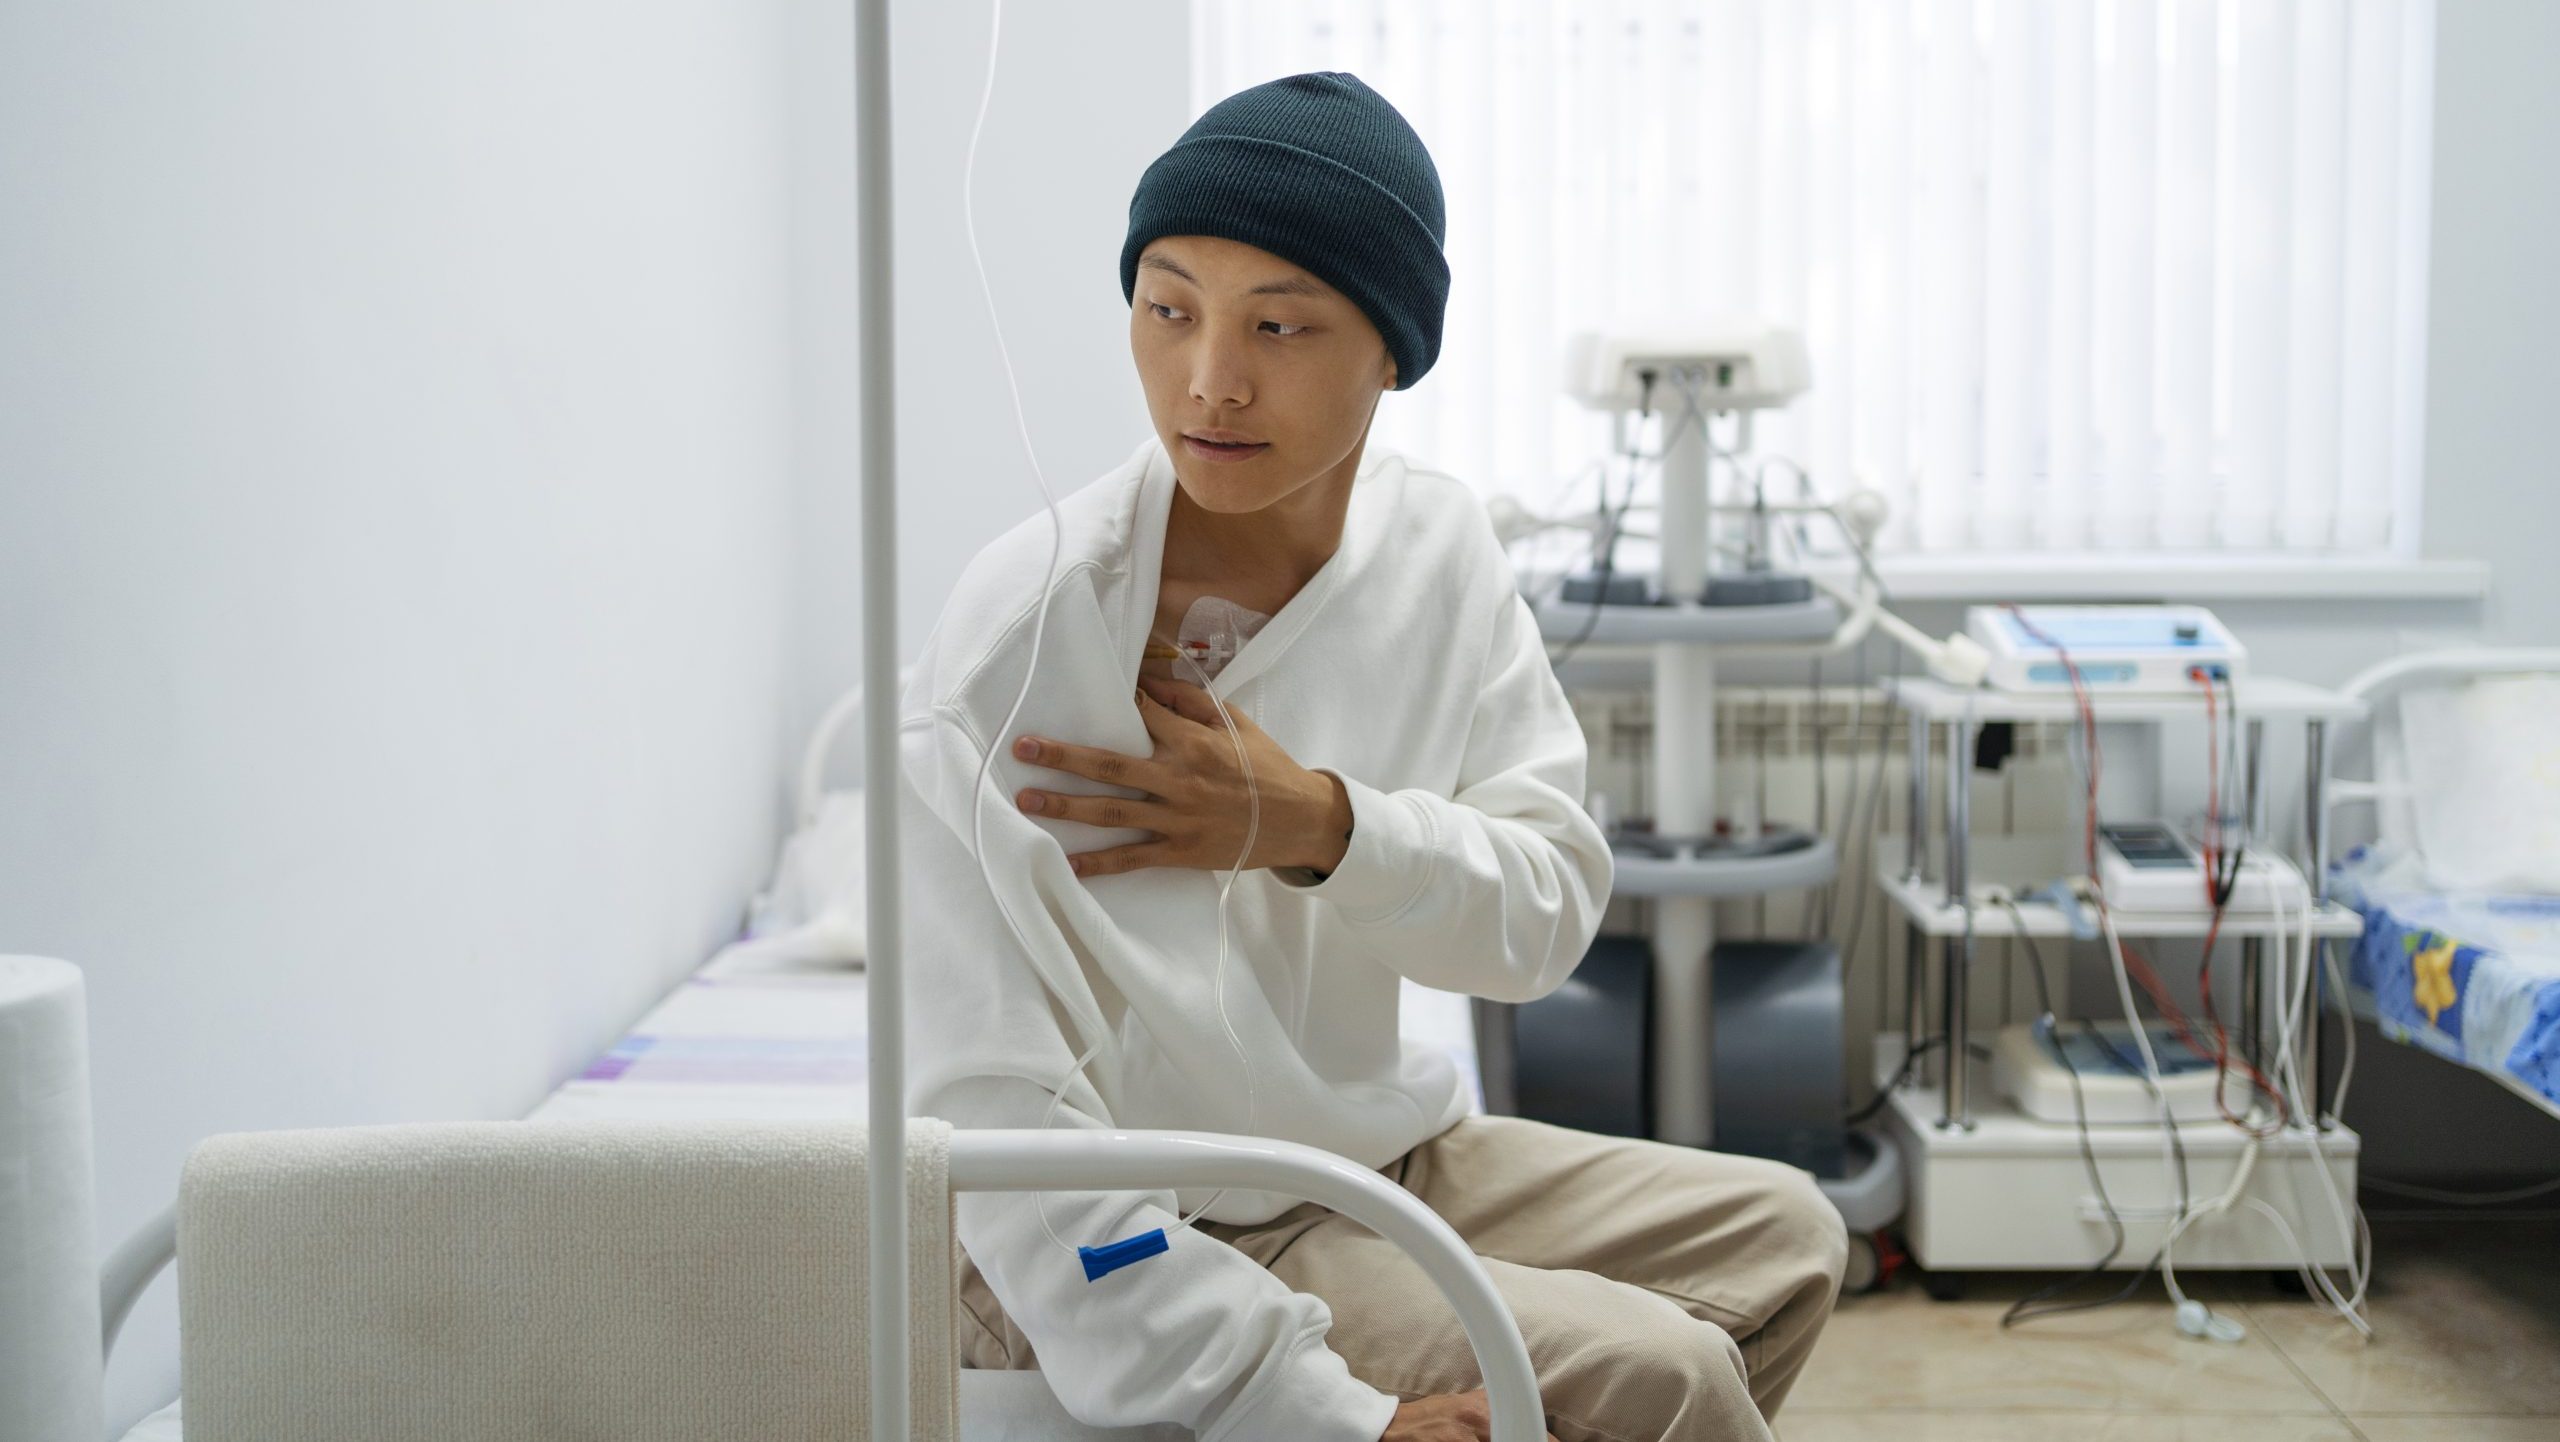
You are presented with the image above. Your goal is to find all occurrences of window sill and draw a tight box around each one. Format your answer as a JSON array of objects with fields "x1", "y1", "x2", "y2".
[{"x1": 1803, "y1": 554, "x2": 2492, "y2": 603}]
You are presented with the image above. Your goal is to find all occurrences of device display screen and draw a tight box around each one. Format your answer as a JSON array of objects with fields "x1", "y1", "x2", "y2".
[{"x1": 2099, "y1": 823, "x2": 2193, "y2": 869}]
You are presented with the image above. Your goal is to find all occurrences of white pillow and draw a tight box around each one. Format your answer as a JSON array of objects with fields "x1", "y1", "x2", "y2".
[
  {"x1": 2398, "y1": 674, "x2": 2560, "y2": 894},
  {"x1": 705, "y1": 787, "x2": 869, "y2": 974}
]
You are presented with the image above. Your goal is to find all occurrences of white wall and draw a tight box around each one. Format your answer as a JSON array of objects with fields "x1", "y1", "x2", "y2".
[
  {"x1": 0, "y1": 4, "x2": 799, "y2": 1431},
  {"x1": 789, "y1": 0, "x2": 1191, "y2": 774},
  {"x1": 2421, "y1": 0, "x2": 2560, "y2": 644}
]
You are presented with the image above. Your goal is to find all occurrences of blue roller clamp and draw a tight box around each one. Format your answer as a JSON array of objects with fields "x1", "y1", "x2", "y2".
[
  {"x1": 2029, "y1": 879, "x2": 2100, "y2": 940},
  {"x1": 1079, "y1": 1229, "x2": 1170, "y2": 1282}
]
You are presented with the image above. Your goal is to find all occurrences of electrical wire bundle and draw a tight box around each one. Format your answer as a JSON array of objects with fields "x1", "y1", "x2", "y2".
[{"x1": 2183, "y1": 666, "x2": 2297, "y2": 1135}]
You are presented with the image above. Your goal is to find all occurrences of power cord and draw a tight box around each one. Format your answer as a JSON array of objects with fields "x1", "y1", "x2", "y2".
[
  {"x1": 1548, "y1": 367, "x2": 1665, "y2": 669},
  {"x1": 1996, "y1": 899, "x2": 2145, "y2": 1329}
]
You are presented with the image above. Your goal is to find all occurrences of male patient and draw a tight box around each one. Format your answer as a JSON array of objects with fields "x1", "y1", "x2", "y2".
[{"x1": 896, "y1": 72, "x2": 1845, "y2": 1442}]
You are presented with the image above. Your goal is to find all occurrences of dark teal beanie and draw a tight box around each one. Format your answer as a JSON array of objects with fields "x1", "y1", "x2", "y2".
[{"x1": 1120, "y1": 72, "x2": 1448, "y2": 391}]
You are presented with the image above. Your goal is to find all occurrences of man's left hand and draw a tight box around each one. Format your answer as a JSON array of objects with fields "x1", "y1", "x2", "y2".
[{"x1": 1009, "y1": 675, "x2": 1353, "y2": 880}]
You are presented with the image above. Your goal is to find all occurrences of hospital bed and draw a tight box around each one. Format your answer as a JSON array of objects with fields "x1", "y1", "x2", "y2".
[
  {"x1": 2324, "y1": 647, "x2": 2560, "y2": 1122},
  {"x1": 104, "y1": 953, "x2": 1490, "y2": 1440}
]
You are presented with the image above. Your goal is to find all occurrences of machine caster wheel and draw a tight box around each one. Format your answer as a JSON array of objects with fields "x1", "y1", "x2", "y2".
[
  {"x1": 1843, "y1": 1234, "x2": 1882, "y2": 1294},
  {"x1": 1919, "y1": 1268, "x2": 1968, "y2": 1303},
  {"x1": 2268, "y1": 1268, "x2": 2311, "y2": 1297}
]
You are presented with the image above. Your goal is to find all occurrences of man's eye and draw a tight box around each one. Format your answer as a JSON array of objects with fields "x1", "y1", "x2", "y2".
[
  {"x1": 1150, "y1": 303, "x2": 1187, "y2": 321},
  {"x1": 1262, "y1": 322, "x2": 1308, "y2": 337}
]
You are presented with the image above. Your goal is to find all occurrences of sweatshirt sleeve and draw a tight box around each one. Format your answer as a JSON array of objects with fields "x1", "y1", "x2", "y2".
[
  {"x1": 1272, "y1": 588, "x2": 1614, "y2": 1005},
  {"x1": 899, "y1": 709, "x2": 1400, "y2": 1442},
  {"x1": 935, "y1": 1079, "x2": 1399, "y2": 1442}
]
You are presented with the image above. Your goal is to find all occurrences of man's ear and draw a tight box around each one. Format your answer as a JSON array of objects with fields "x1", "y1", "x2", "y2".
[{"x1": 1381, "y1": 353, "x2": 1398, "y2": 391}]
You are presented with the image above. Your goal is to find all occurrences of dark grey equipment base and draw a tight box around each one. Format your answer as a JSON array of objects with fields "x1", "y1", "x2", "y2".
[
  {"x1": 1701, "y1": 571, "x2": 1815, "y2": 607},
  {"x1": 1484, "y1": 934, "x2": 1653, "y2": 1139},
  {"x1": 1559, "y1": 570, "x2": 1657, "y2": 607},
  {"x1": 1480, "y1": 934, "x2": 1903, "y2": 1274},
  {"x1": 1709, "y1": 939, "x2": 1847, "y2": 1178},
  {"x1": 1610, "y1": 825, "x2": 1819, "y2": 861}
]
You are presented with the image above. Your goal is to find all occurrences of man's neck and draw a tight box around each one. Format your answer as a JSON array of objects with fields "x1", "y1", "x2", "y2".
[{"x1": 1162, "y1": 440, "x2": 1364, "y2": 596}]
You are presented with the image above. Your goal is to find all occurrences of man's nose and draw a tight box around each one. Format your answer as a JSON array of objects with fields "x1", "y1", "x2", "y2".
[{"x1": 1187, "y1": 329, "x2": 1252, "y2": 409}]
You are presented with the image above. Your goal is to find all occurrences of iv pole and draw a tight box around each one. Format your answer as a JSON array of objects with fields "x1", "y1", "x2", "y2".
[{"x1": 853, "y1": 0, "x2": 910, "y2": 1433}]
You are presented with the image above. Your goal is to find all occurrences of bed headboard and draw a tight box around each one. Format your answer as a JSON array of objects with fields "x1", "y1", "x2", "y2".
[{"x1": 2332, "y1": 646, "x2": 2560, "y2": 858}]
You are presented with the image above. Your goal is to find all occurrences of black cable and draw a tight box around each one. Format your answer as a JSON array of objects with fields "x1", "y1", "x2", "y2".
[
  {"x1": 1846, "y1": 1037, "x2": 1943, "y2": 1126},
  {"x1": 2203, "y1": 672, "x2": 2243, "y2": 908},
  {"x1": 1544, "y1": 458, "x2": 1634, "y2": 668},
  {"x1": 1546, "y1": 369, "x2": 1662, "y2": 671},
  {"x1": 1990, "y1": 677, "x2": 2198, "y2": 1325},
  {"x1": 1843, "y1": 1035, "x2": 1994, "y2": 1128},
  {"x1": 1831, "y1": 636, "x2": 1906, "y2": 964},
  {"x1": 1995, "y1": 902, "x2": 2133, "y2": 1326}
]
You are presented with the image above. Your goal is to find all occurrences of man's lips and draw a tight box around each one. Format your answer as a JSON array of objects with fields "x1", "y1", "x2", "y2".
[{"x1": 1183, "y1": 434, "x2": 1268, "y2": 461}]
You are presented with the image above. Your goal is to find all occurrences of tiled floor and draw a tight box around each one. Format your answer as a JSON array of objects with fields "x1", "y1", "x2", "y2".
[{"x1": 1781, "y1": 1219, "x2": 2560, "y2": 1441}]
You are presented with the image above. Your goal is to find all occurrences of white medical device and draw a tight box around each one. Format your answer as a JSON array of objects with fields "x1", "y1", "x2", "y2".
[
  {"x1": 1560, "y1": 323, "x2": 1811, "y2": 412},
  {"x1": 1966, "y1": 605, "x2": 2245, "y2": 693},
  {"x1": 2096, "y1": 822, "x2": 2291, "y2": 914},
  {"x1": 1558, "y1": 321, "x2": 1819, "y2": 609},
  {"x1": 1990, "y1": 1019, "x2": 2228, "y2": 1126}
]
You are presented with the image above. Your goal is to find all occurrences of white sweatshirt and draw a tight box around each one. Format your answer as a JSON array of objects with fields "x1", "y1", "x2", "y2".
[{"x1": 896, "y1": 435, "x2": 1612, "y2": 1441}]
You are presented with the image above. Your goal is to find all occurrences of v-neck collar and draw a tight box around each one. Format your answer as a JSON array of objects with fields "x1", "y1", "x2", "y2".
[{"x1": 1123, "y1": 438, "x2": 1393, "y2": 701}]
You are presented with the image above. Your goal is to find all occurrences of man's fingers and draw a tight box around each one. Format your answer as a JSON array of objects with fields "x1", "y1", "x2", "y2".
[
  {"x1": 1132, "y1": 686, "x2": 1190, "y2": 741},
  {"x1": 1065, "y1": 842, "x2": 1173, "y2": 879},
  {"x1": 1018, "y1": 787, "x2": 1166, "y2": 832},
  {"x1": 1013, "y1": 733, "x2": 1167, "y2": 792},
  {"x1": 1139, "y1": 675, "x2": 1255, "y2": 733}
]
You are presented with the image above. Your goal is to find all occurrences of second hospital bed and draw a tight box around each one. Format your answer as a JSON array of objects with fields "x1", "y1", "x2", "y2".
[{"x1": 2324, "y1": 647, "x2": 2560, "y2": 1122}]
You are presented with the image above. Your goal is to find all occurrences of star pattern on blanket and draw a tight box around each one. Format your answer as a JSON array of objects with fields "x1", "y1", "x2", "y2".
[{"x1": 2410, "y1": 934, "x2": 2460, "y2": 1026}]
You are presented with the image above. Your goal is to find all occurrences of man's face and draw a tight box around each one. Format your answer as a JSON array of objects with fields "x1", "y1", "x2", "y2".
[{"x1": 1129, "y1": 235, "x2": 1397, "y2": 515}]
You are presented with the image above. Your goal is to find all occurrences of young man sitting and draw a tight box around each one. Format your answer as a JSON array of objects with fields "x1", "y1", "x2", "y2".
[{"x1": 898, "y1": 71, "x2": 1846, "y2": 1442}]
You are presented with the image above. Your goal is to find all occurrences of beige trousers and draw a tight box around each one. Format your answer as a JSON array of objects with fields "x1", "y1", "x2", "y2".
[{"x1": 956, "y1": 1114, "x2": 1850, "y2": 1442}]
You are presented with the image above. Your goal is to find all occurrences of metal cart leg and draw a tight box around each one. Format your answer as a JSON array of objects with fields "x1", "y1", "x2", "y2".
[
  {"x1": 2304, "y1": 719, "x2": 2334, "y2": 1129},
  {"x1": 1941, "y1": 715, "x2": 1976, "y2": 1130},
  {"x1": 1904, "y1": 919, "x2": 1928, "y2": 1087},
  {"x1": 2239, "y1": 719, "x2": 2268, "y2": 1081},
  {"x1": 1902, "y1": 707, "x2": 1930, "y2": 1089},
  {"x1": 1904, "y1": 707, "x2": 1931, "y2": 884},
  {"x1": 2245, "y1": 718, "x2": 2268, "y2": 843},
  {"x1": 2239, "y1": 935, "x2": 2264, "y2": 1082}
]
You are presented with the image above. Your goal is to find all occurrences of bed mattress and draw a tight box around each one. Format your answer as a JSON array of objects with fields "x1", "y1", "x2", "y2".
[{"x1": 2334, "y1": 842, "x2": 2560, "y2": 1112}]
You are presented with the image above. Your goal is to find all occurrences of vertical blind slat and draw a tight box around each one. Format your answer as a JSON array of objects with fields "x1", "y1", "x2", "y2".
[
  {"x1": 2337, "y1": 0, "x2": 2404, "y2": 551},
  {"x1": 2044, "y1": 0, "x2": 2098, "y2": 551},
  {"x1": 2157, "y1": 0, "x2": 2220, "y2": 548},
  {"x1": 1981, "y1": 0, "x2": 2042, "y2": 553},
  {"x1": 2228, "y1": 0, "x2": 2295, "y2": 550}
]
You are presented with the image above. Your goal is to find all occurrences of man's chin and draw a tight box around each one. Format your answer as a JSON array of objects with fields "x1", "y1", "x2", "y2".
[{"x1": 1175, "y1": 470, "x2": 1287, "y2": 515}]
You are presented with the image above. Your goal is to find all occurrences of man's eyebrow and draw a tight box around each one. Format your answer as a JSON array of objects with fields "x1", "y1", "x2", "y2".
[
  {"x1": 1138, "y1": 254, "x2": 1331, "y2": 299},
  {"x1": 1247, "y1": 275, "x2": 1330, "y2": 298}
]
